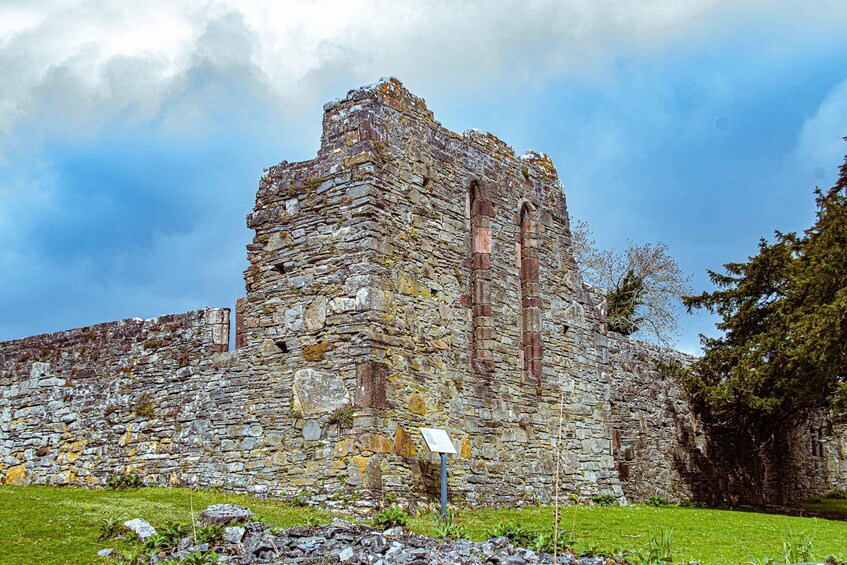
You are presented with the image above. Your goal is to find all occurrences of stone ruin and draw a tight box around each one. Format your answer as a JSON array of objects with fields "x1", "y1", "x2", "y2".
[{"x1": 1, "y1": 78, "x2": 845, "y2": 509}]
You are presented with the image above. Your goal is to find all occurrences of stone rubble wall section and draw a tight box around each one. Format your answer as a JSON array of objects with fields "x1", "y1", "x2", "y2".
[
  {"x1": 606, "y1": 333, "x2": 699, "y2": 502},
  {"x1": 607, "y1": 331, "x2": 847, "y2": 504},
  {"x1": 0, "y1": 308, "x2": 232, "y2": 487}
]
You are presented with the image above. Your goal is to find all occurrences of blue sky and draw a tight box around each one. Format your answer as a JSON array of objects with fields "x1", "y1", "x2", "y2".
[{"x1": 1, "y1": 1, "x2": 846, "y2": 354}]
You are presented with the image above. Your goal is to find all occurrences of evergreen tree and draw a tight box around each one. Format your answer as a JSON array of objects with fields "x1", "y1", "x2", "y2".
[
  {"x1": 606, "y1": 269, "x2": 644, "y2": 335},
  {"x1": 683, "y1": 148, "x2": 847, "y2": 439}
]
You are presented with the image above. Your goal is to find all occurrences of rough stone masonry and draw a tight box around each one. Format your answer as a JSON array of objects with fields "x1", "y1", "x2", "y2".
[{"x1": 1, "y1": 78, "x2": 845, "y2": 508}]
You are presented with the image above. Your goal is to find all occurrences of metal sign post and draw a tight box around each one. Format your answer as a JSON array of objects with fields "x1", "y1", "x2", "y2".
[{"x1": 419, "y1": 427, "x2": 456, "y2": 520}]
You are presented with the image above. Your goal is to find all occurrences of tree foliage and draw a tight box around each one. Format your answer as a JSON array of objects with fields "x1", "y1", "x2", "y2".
[
  {"x1": 571, "y1": 220, "x2": 691, "y2": 344},
  {"x1": 682, "y1": 149, "x2": 847, "y2": 438}
]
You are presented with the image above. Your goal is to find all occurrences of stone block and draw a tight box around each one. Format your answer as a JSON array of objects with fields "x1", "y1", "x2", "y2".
[
  {"x1": 304, "y1": 296, "x2": 327, "y2": 331},
  {"x1": 355, "y1": 362, "x2": 387, "y2": 409},
  {"x1": 408, "y1": 393, "x2": 426, "y2": 415},
  {"x1": 473, "y1": 227, "x2": 492, "y2": 254},
  {"x1": 355, "y1": 287, "x2": 385, "y2": 311},
  {"x1": 292, "y1": 369, "x2": 350, "y2": 416},
  {"x1": 394, "y1": 427, "x2": 416, "y2": 457}
]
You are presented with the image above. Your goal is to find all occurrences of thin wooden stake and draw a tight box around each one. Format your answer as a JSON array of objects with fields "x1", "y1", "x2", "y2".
[
  {"x1": 553, "y1": 392, "x2": 565, "y2": 561},
  {"x1": 190, "y1": 490, "x2": 197, "y2": 542}
]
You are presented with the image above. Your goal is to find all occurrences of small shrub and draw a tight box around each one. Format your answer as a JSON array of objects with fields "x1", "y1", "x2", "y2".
[
  {"x1": 290, "y1": 493, "x2": 309, "y2": 507},
  {"x1": 328, "y1": 405, "x2": 354, "y2": 430},
  {"x1": 133, "y1": 394, "x2": 155, "y2": 419},
  {"x1": 115, "y1": 547, "x2": 148, "y2": 565},
  {"x1": 530, "y1": 527, "x2": 572, "y2": 554},
  {"x1": 646, "y1": 495, "x2": 669, "y2": 507},
  {"x1": 574, "y1": 541, "x2": 601, "y2": 557},
  {"x1": 678, "y1": 499, "x2": 706, "y2": 508},
  {"x1": 384, "y1": 492, "x2": 398, "y2": 505},
  {"x1": 302, "y1": 515, "x2": 324, "y2": 528},
  {"x1": 196, "y1": 524, "x2": 226, "y2": 545},
  {"x1": 624, "y1": 528, "x2": 674, "y2": 565},
  {"x1": 302, "y1": 176, "x2": 323, "y2": 196},
  {"x1": 807, "y1": 495, "x2": 824, "y2": 504},
  {"x1": 373, "y1": 507, "x2": 409, "y2": 529},
  {"x1": 826, "y1": 488, "x2": 847, "y2": 499},
  {"x1": 182, "y1": 550, "x2": 220, "y2": 564},
  {"x1": 97, "y1": 516, "x2": 126, "y2": 540},
  {"x1": 782, "y1": 530, "x2": 815, "y2": 564},
  {"x1": 160, "y1": 521, "x2": 191, "y2": 546},
  {"x1": 487, "y1": 521, "x2": 534, "y2": 547},
  {"x1": 591, "y1": 493, "x2": 618, "y2": 506},
  {"x1": 142, "y1": 533, "x2": 168, "y2": 551},
  {"x1": 434, "y1": 519, "x2": 469, "y2": 540},
  {"x1": 106, "y1": 473, "x2": 143, "y2": 490}
]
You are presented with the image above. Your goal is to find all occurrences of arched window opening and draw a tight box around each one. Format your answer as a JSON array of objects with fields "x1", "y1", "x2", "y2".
[
  {"x1": 518, "y1": 202, "x2": 542, "y2": 385},
  {"x1": 469, "y1": 180, "x2": 495, "y2": 374}
]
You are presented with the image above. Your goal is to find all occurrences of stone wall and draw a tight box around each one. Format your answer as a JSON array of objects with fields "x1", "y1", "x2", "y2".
[
  {"x1": 607, "y1": 333, "x2": 699, "y2": 502},
  {"x1": 607, "y1": 330, "x2": 847, "y2": 505},
  {"x1": 239, "y1": 78, "x2": 622, "y2": 508},
  {"x1": 1, "y1": 78, "x2": 845, "y2": 508},
  {"x1": 0, "y1": 309, "x2": 231, "y2": 486}
]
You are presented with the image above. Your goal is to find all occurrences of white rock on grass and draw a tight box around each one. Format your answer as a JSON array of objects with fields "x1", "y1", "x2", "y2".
[
  {"x1": 198, "y1": 504, "x2": 254, "y2": 525},
  {"x1": 123, "y1": 518, "x2": 157, "y2": 540},
  {"x1": 224, "y1": 525, "x2": 246, "y2": 544}
]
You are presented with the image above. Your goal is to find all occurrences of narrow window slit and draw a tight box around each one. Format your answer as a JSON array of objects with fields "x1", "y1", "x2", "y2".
[{"x1": 274, "y1": 340, "x2": 288, "y2": 353}]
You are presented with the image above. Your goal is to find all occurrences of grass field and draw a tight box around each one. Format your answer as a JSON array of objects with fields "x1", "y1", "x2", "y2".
[
  {"x1": 799, "y1": 497, "x2": 847, "y2": 515},
  {"x1": 1, "y1": 486, "x2": 845, "y2": 565}
]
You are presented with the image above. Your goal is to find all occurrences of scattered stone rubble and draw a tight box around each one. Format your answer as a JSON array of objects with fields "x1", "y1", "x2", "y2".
[{"x1": 99, "y1": 505, "x2": 709, "y2": 565}]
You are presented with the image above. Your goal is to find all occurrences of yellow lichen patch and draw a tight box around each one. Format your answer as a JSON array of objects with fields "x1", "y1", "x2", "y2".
[
  {"x1": 461, "y1": 439, "x2": 472, "y2": 458},
  {"x1": 118, "y1": 430, "x2": 133, "y2": 447},
  {"x1": 396, "y1": 272, "x2": 419, "y2": 296},
  {"x1": 368, "y1": 434, "x2": 393, "y2": 453},
  {"x1": 394, "y1": 427, "x2": 416, "y2": 457},
  {"x1": 350, "y1": 455, "x2": 369, "y2": 474},
  {"x1": 4, "y1": 464, "x2": 25, "y2": 485},
  {"x1": 57, "y1": 439, "x2": 87, "y2": 464},
  {"x1": 408, "y1": 393, "x2": 426, "y2": 416},
  {"x1": 303, "y1": 342, "x2": 332, "y2": 361},
  {"x1": 333, "y1": 438, "x2": 351, "y2": 458}
]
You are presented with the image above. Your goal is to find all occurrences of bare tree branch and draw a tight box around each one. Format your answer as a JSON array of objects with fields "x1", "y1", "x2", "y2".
[{"x1": 570, "y1": 219, "x2": 691, "y2": 345}]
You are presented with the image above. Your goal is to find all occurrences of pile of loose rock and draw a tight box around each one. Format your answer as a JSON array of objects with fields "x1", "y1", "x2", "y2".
[{"x1": 99, "y1": 504, "x2": 690, "y2": 564}]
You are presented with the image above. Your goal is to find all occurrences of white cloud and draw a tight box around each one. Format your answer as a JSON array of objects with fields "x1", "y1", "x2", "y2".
[
  {"x1": 4, "y1": 0, "x2": 846, "y2": 136},
  {"x1": 790, "y1": 79, "x2": 847, "y2": 187}
]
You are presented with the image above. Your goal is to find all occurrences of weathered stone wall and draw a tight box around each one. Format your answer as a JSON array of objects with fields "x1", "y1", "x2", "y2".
[
  {"x1": 0, "y1": 309, "x2": 231, "y2": 486},
  {"x1": 607, "y1": 330, "x2": 847, "y2": 505},
  {"x1": 314, "y1": 79, "x2": 621, "y2": 506},
  {"x1": 606, "y1": 333, "x2": 700, "y2": 502},
  {"x1": 1, "y1": 77, "x2": 845, "y2": 508},
  {"x1": 239, "y1": 79, "x2": 622, "y2": 507}
]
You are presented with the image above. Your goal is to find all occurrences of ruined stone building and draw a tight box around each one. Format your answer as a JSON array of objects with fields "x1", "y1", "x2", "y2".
[{"x1": 1, "y1": 79, "x2": 845, "y2": 508}]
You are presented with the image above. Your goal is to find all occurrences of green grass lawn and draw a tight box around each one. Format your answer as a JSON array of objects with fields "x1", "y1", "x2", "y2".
[
  {"x1": 799, "y1": 497, "x2": 847, "y2": 515},
  {"x1": 410, "y1": 503, "x2": 847, "y2": 564},
  {"x1": 0, "y1": 486, "x2": 332, "y2": 565},
  {"x1": 1, "y1": 486, "x2": 846, "y2": 565}
]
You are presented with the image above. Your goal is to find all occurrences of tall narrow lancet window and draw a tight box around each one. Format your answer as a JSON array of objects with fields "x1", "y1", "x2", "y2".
[
  {"x1": 468, "y1": 181, "x2": 495, "y2": 374},
  {"x1": 518, "y1": 202, "x2": 543, "y2": 384}
]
